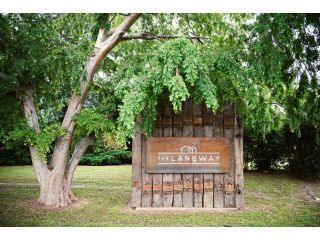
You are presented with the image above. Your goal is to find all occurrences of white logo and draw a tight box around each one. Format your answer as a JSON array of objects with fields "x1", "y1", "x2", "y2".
[{"x1": 180, "y1": 146, "x2": 197, "y2": 154}]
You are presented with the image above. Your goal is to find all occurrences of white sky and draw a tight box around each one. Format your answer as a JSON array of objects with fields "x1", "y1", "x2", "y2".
[{"x1": 1, "y1": 0, "x2": 320, "y2": 13}]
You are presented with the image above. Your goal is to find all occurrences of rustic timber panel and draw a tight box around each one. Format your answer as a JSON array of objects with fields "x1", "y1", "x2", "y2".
[{"x1": 131, "y1": 100, "x2": 244, "y2": 209}]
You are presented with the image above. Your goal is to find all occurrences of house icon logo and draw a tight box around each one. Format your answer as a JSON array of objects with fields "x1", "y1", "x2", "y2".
[{"x1": 180, "y1": 146, "x2": 197, "y2": 154}]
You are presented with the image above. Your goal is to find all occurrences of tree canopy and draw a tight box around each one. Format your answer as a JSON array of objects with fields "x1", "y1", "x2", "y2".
[{"x1": 0, "y1": 13, "x2": 319, "y2": 187}]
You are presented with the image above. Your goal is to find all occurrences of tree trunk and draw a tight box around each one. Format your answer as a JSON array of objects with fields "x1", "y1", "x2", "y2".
[
  {"x1": 18, "y1": 85, "x2": 71, "y2": 207},
  {"x1": 38, "y1": 169, "x2": 71, "y2": 207},
  {"x1": 66, "y1": 135, "x2": 94, "y2": 201},
  {"x1": 37, "y1": 135, "x2": 93, "y2": 207}
]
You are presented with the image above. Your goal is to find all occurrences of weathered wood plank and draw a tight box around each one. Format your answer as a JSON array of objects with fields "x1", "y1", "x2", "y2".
[
  {"x1": 182, "y1": 125, "x2": 193, "y2": 137},
  {"x1": 193, "y1": 103, "x2": 203, "y2": 207},
  {"x1": 223, "y1": 173, "x2": 235, "y2": 208},
  {"x1": 193, "y1": 103, "x2": 203, "y2": 137},
  {"x1": 163, "y1": 104, "x2": 173, "y2": 136},
  {"x1": 163, "y1": 174, "x2": 173, "y2": 207},
  {"x1": 183, "y1": 173, "x2": 193, "y2": 207},
  {"x1": 141, "y1": 134, "x2": 152, "y2": 207},
  {"x1": 173, "y1": 108, "x2": 183, "y2": 137},
  {"x1": 173, "y1": 110, "x2": 183, "y2": 207},
  {"x1": 213, "y1": 110, "x2": 224, "y2": 208},
  {"x1": 152, "y1": 104, "x2": 163, "y2": 207},
  {"x1": 203, "y1": 174, "x2": 214, "y2": 208},
  {"x1": 203, "y1": 105, "x2": 214, "y2": 208},
  {"x1": 131, "y1": 120, "x2": 142, "y2": 208},
  {"x1": 182, "y1": 100, "x2": 193, "y2": 207},
  {"x1": 183, "y1": 100, "x2": 193, "y2": 125},
  {"x1": 213, "y1": 110, "x2": 223, "y2": 137},
  {"x1": 162, "y1": 104, "x2": 173, "y2": 207},
  {"x1": 152, "y1": 173, "x2": 163, "y2": 207},
  {"x1": 234, "y1": 114, "x2": 244, "y2": 209},
  {"x1": 173, "y1": 174, "x2": 183, "y2": 207},
  {"x1": 224, "y1": 103, "x2": 235, "y2": 208},
  {"x1": 214, "y1": 174, "x2": 224, "y2": 208},
  {"x1": 193, "y1": 173, "x2": 203, "y2": 207}
]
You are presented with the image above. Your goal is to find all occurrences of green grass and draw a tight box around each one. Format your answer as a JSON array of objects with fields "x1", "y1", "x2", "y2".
[{"x1": 0, "y1": 165, "x2": 319, "y2": 226}]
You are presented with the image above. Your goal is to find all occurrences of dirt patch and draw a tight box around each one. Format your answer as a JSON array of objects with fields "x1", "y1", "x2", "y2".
[
  {"x1": 21, "y1": 198, "x2": 89, "y2": 212},
  {"x1": 298, "y1": 182, "x2": 320, "y2": 202}
]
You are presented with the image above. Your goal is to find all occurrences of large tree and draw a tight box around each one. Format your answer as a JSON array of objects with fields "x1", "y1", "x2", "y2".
[{"x1": 0, "y1": 13, "x2": 141, "y2": 207}]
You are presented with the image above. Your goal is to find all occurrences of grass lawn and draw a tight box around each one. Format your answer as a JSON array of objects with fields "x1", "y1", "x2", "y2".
[{"x1": 0, "y1": 165, "x2": 319, "y2": 227}]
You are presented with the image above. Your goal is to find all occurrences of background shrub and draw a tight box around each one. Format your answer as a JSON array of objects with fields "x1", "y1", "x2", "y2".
[
  {"x1": 0, "y1": 145, "x2": 31, "y2": 165},
  {"x1": 80, "y1": 149, "x2": 131, "y2": 166}
]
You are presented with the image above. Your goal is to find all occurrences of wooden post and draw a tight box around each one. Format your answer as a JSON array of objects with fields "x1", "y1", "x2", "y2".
[
  {"x1": 193, "y1": 103, "x2": 203, "y2": 207},
  {"x1": 152, "y1": 104, "x2": 163, "y2": 207},
  {"x1": 182, "y1": 100, "x2": 193, "y2": 207},
  {"x1": 224, "y1": 103, "x2": 235, "y2": 208},
  {"x1": 214, "y1": 110, "x2": 225, "y2": 208},
  {"x1": 163, "y1": 105, "x2": 174, "y2": 207},
  {"x1": 173, "y1": 110, "x2": 183, "y2": 207},
  {"x1": 141, "y1": 134, "x2": 152, "y2": 207},
  {"x1": 234, "y1": 113, "x2": 244, "y2": 209},
  {"x1": 203, "y1": 105, "x2": 214, "y2": 208},
  {"x1": 131, "y1": 120, "x2": 142, "y2": 208}
]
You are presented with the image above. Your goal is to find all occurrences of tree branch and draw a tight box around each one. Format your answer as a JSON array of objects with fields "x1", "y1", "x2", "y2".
[
  {"x1": 50, "y1": 13, "x2": 142, "y2": 170},
  {"x1": 67, "y1": 135, "x2": 94, "y2": 183},
  {"x1": 17, "y1": 85, "x2": 48, "y2": 184},
  {"x1": 60, "y1": 13, "x2": 142, "y2": 133},
  {"x1": 120, "y1": 32, "x2": 209, "y2": 43},
  {"x1": 87, "y1": 13, "x2": 142, "y2": 79}
]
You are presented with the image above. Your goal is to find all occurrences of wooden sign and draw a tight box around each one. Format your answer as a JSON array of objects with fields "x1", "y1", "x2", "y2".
[{"x1": 146, "y1": 137, "x2": 230, "y2": 174}]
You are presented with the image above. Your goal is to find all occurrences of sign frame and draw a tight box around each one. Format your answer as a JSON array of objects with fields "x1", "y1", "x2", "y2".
[{"x1": 146, "y1": 137, "x2": 231, "y2": 174}]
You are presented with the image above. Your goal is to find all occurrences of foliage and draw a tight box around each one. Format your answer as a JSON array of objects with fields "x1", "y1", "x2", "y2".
[
  {"x1": 244, "y1": 124, "x2": 320, "y2": 178},
  {"x1": 75, "y1": 109, "x2": 114, "y2": 137},
  {"x1": 244, "y1": 127, "x2": 291, "y2": 172},
  {"x1": 247, "y1": 14, "x2": 320, "y2": 177},
  {"x1": 80, "y1": 150, "x2": 131, "y2": 166},
  {"x1": 3, "y1": 120, "x2": 66, "y2": 161},
  {"x1": 287, "y1": 124, "x2": 320, "y2": 178},
  {"x1": 0, "y1": 146, "x2": 31, "y2": 165},
  {"x1": 0, "y1": 13, "x2": 118, "y2": 164},
  {"x1": 247, "y1": 14, "x2": 320, "y2": 136},
  {"x1": 113, "y1": 38, "x2": 229, "y2": 141}
]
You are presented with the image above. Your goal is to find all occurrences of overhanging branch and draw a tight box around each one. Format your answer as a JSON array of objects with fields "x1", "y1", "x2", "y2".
[{"x1": 120, "y1": 32, "x2": 209, "y2": 43}]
